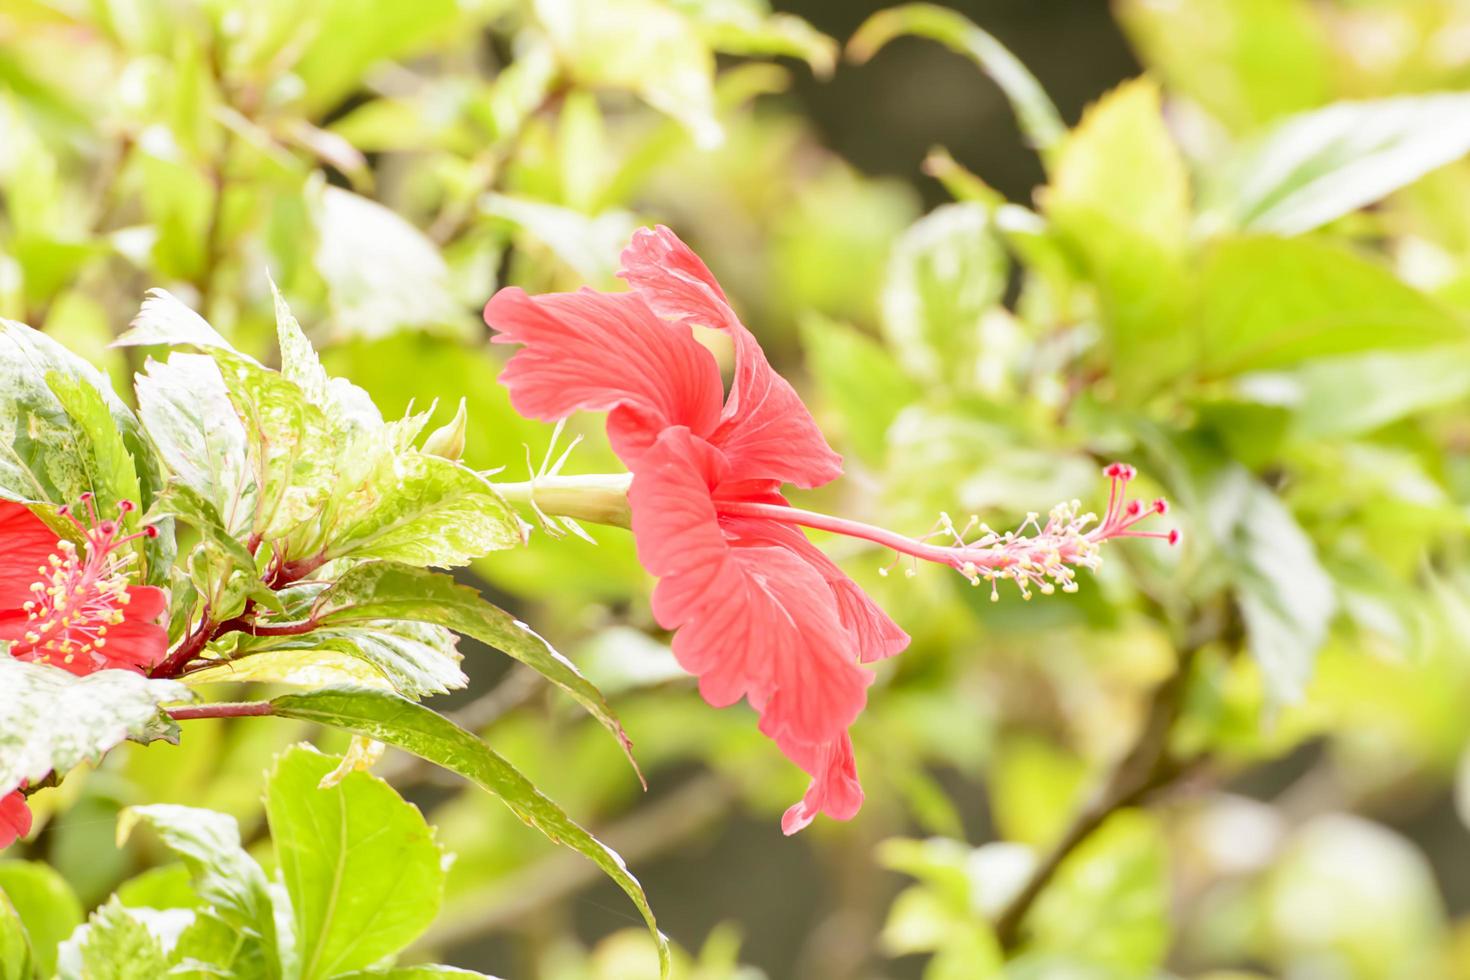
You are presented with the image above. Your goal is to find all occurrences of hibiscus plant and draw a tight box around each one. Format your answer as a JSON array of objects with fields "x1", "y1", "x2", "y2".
[
  {"x1": 0, "y1": 220, "x2": 1170, "y2": 976},
  {"x1": 5, "y1": 0, "x2": 1470, "y2": 977}
]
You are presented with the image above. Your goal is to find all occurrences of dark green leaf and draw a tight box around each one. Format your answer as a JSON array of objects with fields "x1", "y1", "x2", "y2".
[
  {"x1": 268, "y1": 687, "x2": 669, "y2": 977},
  {"x1": 316, "y1": 563, "x2": 634, "y2": 766},
  {"x1": 237, "y1": 620, "x2": 466, "y2": 700}
]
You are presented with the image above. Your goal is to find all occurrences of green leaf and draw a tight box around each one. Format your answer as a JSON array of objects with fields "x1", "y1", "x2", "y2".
[
  {"x1": 122, "y1": 290, "x2": 338, "y2": 544},
  {"x1": 1289, "y1": 346, "x2": 1470, "y2": 439},
  {"x1": 673, "y1": 0, "x2": 836, "y2": 76},
  {"x1": 55, "y1": 899, "x2": 170, "y2": 980},
  {"x1": 534, "y1": 0, "x2": 721, "y2": 148},
  {"x1": 114, "y1": 865, "x2": 199, "y2": 911},
  {"x1": 0, "y1": 660, "x2": 191, "y2": 797},
  {"x1": 171, "y1": 910, "x2": 277, "y2": 980},
  {"x1": 849, "y1": 3, "x2": 1063, "y2": 156},
  {"x1": 0, "y1": 320, "x2": 158, "y2": 514},
  {"x1": 237, "y1": 620, "x2": 466, "y2": 700},
  {"x1": 0, "y1": 862, "x2": 83, "y2": 980},
  {"x1": 321, "y1": 452, "x2": 525, "y2": 566},
  {"x1": 1208, "y1": 468, "x2": 1335, "y2": 701},
  {"x1": 218, "y1": 350, "x2": 338, "y2": 541},
  {"x1": 134, "y1": 353, "x2": 258, "y2": 536},
  {"x1": 151, "y1": 481, "x2": 281, "y2": 620},
  {"x1": 44, "y1": 372, "x2": 143, "y2": 521},
  {"x1": 316, "y1": 563, "x2": 635, "y2": 766},
  {"x1": 314, "y1": 186, "x2": 472, "y2": 342},
  {"x1": 267, "y1": 688, "x2": 669, "y2": 977},
  {"x1": 1116, "y1": 0, "x2": 1332, "y2": 133},
  {"x1": 480, "y1": 195, "x2": 638, "y2": 285},
  {"x1": 181, "y1": 650, "x2": 395, "y2": 691},
  {"x1": 270, "y1": 280, "x2": 383, "y2": 437},
  {"x1": 1195, "y1": 236, "x2": 1469, "y2": 377},
  {"x1": 799, "y1": 314, "x2": 919, "y2": 465},
  {"x1": 266, "y1": 745, "x2": 445, "y2": 980},
  {"x1": 1045, "y1": 78, "x2": 1191, "y2": 391},
  {"x1": 0, "y1": 888, "x2": 33, "y2": 980},
  {"x1": 1201, "y1": 94, "x2": 1470, "y2": 236},
  {"x1": 115, "y1": 804, "x2": 281, "y2": 976},
  {"x1": 881, "y1": 202, "x2": 1007, "y2": 388},
  {"x1": 118, "y1": 288, "x2": 232, "y2": 350},
  {"x1": 292, "y1": 0, "x2": 461, "y2": 114}
]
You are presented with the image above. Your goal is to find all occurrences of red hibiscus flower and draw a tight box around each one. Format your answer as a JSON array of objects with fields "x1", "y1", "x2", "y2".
[
  {"x1": 0, "y1": 791, "x2": 31, "y2": 850},
  {"x1": 485, "y1": 226, "x2": 1173, "y2": 834},
  {"x1": 0, "y1": 496, "x2": 168, "y2": 849}
]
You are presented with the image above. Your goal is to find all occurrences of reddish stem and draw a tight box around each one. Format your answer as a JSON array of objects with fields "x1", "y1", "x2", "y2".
[
  {"x1": 168, "y1": 701, "x2": 274, "y2": 721},
  {"x1": 248, "y1": 619, "x2": 319, "y2": 637},
  {"x1": 152, "y1": 550, "x2": 328, "y2": 679}
]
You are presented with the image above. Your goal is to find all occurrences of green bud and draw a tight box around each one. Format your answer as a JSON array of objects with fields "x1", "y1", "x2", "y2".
[{"x1": 422, "y1": 398, "x2": 468, "y2": 461}]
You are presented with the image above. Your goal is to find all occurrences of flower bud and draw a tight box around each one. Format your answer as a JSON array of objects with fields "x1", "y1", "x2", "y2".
[{"x1": 422, "y1": 398, "x2": 468, "y2": 461}]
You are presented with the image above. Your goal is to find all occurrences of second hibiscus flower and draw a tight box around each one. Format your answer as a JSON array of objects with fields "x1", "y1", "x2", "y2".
[
  {"x1": 485, "y1": 226, "x2": 1173, "y2": 834},
  {"x1": 0, "y1": 497, "x2": 169, "y2": 849}
]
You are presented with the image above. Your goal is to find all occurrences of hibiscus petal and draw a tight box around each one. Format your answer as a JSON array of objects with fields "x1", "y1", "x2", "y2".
[
  {"x1": 725, "y1": 516, "x2": 910, "y2": 664},
  {"x1": 777, "y1": 733, "x2": 864, "y2": 835},
  {"x1": 0, "y1": 502, "x2": 59, "y2": 611},
  {"x1": 123, "y1": 585, "x2": 168, "y2": 622},
  {"x1": 619, "y1": 226, "x2": 843, "y2": 488},
  {"x1": 628, "y1": 427, "x2": 870, "y2": 747},
  {"x1": 0, "y1": 791, "x2": 32, "y2": 849},
  {"x1": 485, "y1": 286, "x2": 724, "y2": 464},
  {"x1": 98, "y1": 618, "x2": 169, "y2": 673}
]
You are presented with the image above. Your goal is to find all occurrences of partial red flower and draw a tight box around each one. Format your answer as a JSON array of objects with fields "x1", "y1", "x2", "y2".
[
  {"x1": 485, "y1": 226, "x2": 1173, "y2": 834},
  {"x1": 0, "y1": 497, "x2": 167, "y2": 675},
  {"x1": 0, "y1": 791, "x2": 31, "y2": 850},
  {"x1": 0, "y1": 496, "x2": 168, "y2": 850}
]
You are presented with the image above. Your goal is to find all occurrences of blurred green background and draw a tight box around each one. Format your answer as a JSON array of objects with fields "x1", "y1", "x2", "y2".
[{"x1": 9, "y1": 0, "x2": 1470, "y2": 977}]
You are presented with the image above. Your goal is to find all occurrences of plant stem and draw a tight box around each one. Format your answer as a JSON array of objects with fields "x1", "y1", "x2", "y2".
[
  {"x1": 991, "y1": 647, "x2": 1200, "y2": 952},
  {"x1": 152, "y1": 552, "x2": 327, "y2": 679},
  {"x1": 168, "y1": 701, "x2": 274, "y2": 721}
]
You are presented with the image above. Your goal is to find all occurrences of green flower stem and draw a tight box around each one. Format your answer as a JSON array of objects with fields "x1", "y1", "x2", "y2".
[{"x1": 492, "y1": 473, "x2": 634, "y2": 529}]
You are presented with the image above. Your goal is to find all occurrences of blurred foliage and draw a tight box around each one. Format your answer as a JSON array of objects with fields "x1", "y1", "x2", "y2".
[{"x1": 9, "y1": 0, "x2": 1470, "y2": 977}]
